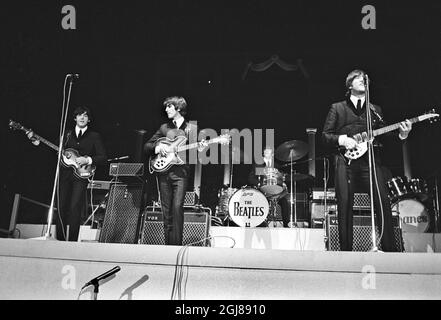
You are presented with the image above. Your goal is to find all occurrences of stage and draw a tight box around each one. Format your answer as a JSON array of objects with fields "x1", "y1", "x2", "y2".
[{"x1": 1, "y1": 227, "x2": 441, "y2": 300}]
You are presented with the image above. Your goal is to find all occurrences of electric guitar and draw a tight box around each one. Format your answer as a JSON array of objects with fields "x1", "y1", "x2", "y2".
[
  {"x1": 9, "y1": 120, "x2": 96, "y2": 179},
  {"x1": 149, "y1": 134, "x2": 231, "y2": 173},
  {"x1": 343, "y1": 110, "x2": 439, "y2": 162}
]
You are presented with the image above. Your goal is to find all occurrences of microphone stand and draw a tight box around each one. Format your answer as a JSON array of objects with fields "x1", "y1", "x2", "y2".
[
  {"x1": 35, "y1": 75, "x2": 75, "y2": 240},
  {"x1": 365, "y1": 74, "x2": 379, "y2": 252}
]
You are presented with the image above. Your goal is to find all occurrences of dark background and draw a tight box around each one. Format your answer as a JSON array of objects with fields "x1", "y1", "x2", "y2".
[{"x1": 1, "y1": 0, "x2": 441, "y2": 227}]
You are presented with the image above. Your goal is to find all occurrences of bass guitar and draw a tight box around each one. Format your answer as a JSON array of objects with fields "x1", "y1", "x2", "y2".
[{"x1": 9, "y1": 120, "x2": 96, "y2": 179}]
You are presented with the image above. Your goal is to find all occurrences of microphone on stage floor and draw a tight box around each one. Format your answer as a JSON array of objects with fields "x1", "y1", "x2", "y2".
[
  {"x1": 82, "y1": 266, "x2": 121, "y2": 289},
  {"x1": 107, "y1": 155, "x2": 130, "y2": 162}
]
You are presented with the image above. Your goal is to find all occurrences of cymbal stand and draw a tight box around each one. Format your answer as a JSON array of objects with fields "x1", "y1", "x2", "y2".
[{"x1": 288, "y1": 149, "x2": 297, "y2": 228}]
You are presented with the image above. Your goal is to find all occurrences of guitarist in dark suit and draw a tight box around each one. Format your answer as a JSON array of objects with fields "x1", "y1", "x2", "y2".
[
  {"x1": 322, "y1": 69, "x2": 412, "y2": 252},
  {"x1": 144, "y1": 96, "x2": 199, "y2": 246},
  {"x1": 28, "y1": 106, "x2": 107, "y2": 241}
]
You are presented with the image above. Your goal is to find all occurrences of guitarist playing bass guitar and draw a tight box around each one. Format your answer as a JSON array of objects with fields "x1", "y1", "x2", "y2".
[
  {"x1": 322, "y1": 69, "x2": 412, "y2": 252},
  {"x1": 144, "y1": 96, "x2": 208, "y2": 246},
  {"x1": 27, "y1": 106, "x2": 107, "y2": 241}
]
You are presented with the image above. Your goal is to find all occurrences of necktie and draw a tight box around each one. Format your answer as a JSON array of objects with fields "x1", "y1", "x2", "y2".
[
  {"x1": 356, "y1": 99, "x2": 362, "y2": 110},
  {"x1": 77, "y1": 130, "x2": 83, "y2": 139}
]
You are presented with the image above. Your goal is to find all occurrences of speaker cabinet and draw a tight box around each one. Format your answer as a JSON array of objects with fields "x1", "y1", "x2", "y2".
[
  {"x1": 326, "y1": 214, "x2": 403, "y2": 252},
  {"x1": 99, "y1": 184, "x2": 144, "y2": 244},
  {"x1": 140, "y1": 207, "x2": 210, "y2": 246}
]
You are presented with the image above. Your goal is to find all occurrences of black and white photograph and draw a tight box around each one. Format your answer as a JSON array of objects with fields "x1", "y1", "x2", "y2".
[{"x1": 1, "y1": 0, "x2": 441, "y2": 304}]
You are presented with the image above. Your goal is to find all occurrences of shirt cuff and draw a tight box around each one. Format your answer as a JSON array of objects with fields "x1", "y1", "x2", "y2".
[{"x1": 87, "y1": 156, "x2": 93, "y2": 165}]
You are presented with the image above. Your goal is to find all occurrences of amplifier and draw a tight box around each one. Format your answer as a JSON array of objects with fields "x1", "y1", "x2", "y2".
[
  {"x1": 87, "y1": 180, "x2": 112, "y2": 190},
  {"x1": 311, "y1": 188, "x2": 336, "y2": 201},
  {"x1": 140, "y1": 208, "x2": 210, "y2": 246},
  {"x1": 353, "y1": 193, "x2": 370, "y2": 210},
  {"x1": 109, "y1": 163, "x2": 144, "y2": 177},
  {"x1": 310, "y1": 201, "x2": 337, "y2": 220},
  {"x1": 326, "y1": 214, "x2": 403, "y2": 252},
  {"x1": 184, "y1": 191, "x2": 198, "y2": 206}
]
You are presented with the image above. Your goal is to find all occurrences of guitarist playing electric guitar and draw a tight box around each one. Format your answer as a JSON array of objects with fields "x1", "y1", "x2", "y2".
[
  {"x1": 144, "y1": 96, "x2": 214, "y2": 246},
  {"x1": 322, "y1": 69, "x2": 413, "y2": 252},
  {"x1": 26, "y1": 106, "x2": 107, "y2": 242}
]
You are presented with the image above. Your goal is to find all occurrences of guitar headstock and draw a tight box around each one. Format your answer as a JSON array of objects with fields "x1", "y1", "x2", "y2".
[
  {"x1": 8, "y1": 120, "x2": 24, "y2": 131},
  {"x1": 425, "y1": 109, "x2": 440, "y2": 124},
  {"x1": 215, "y1": 133, "x2": 231, "y2": 145}
]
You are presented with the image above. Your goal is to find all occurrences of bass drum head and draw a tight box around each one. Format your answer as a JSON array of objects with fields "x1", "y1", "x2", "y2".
[
  {"x1": 391, "y1": 199, "x2": 430, "y2": 233},
  {"x1": 228, "y1": 188, "x2": 269, "y2": 227}
]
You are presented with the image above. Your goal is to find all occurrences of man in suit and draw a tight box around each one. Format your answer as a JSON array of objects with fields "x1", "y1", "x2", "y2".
[
  {"x1": 248, "y1": 147, "x2": 290, "y2": 227},
  {"x1": 144, "y1": 96, "x2": 201, "y2": 246},
  {"x1": 322, "y1": 69, "x2": 412, "y2": 251},
  {"x1": 28, "y1": 106, "x2": 107, "y2": 241}
]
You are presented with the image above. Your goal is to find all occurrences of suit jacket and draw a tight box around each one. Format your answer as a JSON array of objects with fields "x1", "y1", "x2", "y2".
[
  {"x1": 322, "y1": 97, "x2": 394, "y2": 158},
  {"x1": 144, "y1": 120, "x2": 198, "y2": 173},
  {"x1": 60, "y1": 128, "x2": 107, "y2": 180}
]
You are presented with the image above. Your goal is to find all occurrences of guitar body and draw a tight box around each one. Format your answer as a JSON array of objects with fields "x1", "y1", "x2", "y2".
[
  {"x1": 61, "y1": 148, "x2": 96, "y2": 179},
  {"x1": 344, "y1": 141, "x2": 368, "y2": 161},
  {"x1": 149, "y1": 136, "x2": 187, "y2": 173}
]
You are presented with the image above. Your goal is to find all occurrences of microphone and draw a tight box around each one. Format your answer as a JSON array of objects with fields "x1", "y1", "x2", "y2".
[
  {"x1": 68, "y1": 73, "x2": 80, "y2": 79},
  {"x1": 82, "y1": 266, "x2": 121, "y2": 289},
  {"x1": 107, "y1": 155, "x2": 130, "y2": 162}
]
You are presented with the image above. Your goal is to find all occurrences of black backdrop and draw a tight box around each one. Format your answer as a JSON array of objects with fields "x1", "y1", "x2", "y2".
[{"x1": 2, "y1": 0, "x2": 441, "y2": 226}]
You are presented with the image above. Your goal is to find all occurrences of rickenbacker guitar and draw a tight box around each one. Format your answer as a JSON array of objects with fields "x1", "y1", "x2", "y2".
[
  {"x1": 343, "y1": 110, "x2": 439, "y2": 162},
  {"x1": 9, "y1": 120, "x2": 96, "y2": 179},
  {"x1": 149, "y1": 134, "x2": 231, "y2": 173}
]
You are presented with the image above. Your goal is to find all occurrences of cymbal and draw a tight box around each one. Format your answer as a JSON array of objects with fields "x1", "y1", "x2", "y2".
[
  {"x1": 275, "y1": 140, "x2": 308, "y2": 162},
  {"x1": 283, "y1": 173, "x2": 314, "y2": 182}
]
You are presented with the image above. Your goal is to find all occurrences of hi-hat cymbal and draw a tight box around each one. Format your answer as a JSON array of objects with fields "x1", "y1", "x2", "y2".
[
  {"x1": 284, "y1": 173, "x2": 314, "y2": 182},
  {"x1": 275, "y1": 140, "x2": 309, "y2": 162}
]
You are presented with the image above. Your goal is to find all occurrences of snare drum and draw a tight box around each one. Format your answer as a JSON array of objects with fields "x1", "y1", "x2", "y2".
[
  {"x1": 228, "y1": 187, "x2": 269, "y2": 227},
  {"x1": 259, "y1": 168, "x2": 285, "y2": 197},
  {"x1": 387, "y1": 176, "x2": 410, "y2": 202},
  {"x1": 391, "y1": 198, "x2": 430, "y2": 233},
  {"x1": 408, "y1": 178, "x2": 429, "y2": 202}
]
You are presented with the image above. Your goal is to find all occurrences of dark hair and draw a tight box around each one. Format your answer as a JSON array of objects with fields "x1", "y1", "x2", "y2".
[
  {"x1": 73, "y1": 106, "x2": 92, "y2": 121},
  {"x1": 345, "y1": 69, "x2": 366, "y2": 90},
  {"x1": 163, "y1": 96, "x2": 187, "y2": 116}
]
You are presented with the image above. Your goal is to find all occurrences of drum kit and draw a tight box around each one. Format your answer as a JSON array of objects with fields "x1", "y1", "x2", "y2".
[
  {"x1": 387, "y1": 176, "x2": 433, "y2": 233},
  {"x1": 217, "y1": 139, "x2": 314, "y2": 228}
]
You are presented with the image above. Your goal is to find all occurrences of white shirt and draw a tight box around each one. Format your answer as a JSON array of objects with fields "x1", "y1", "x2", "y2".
[
  {"x1": 350, "y1": 95, "x2": 365, "y2": 109},
  {"x1": 264, "y1": 158, "x2": 272, "y2": 168},
  {"x1": 75, "y1": 125, "x2": 87, "y2": 138},
  {"x1": 173, "y1": 117, "x2": 185, "y2": 129}
]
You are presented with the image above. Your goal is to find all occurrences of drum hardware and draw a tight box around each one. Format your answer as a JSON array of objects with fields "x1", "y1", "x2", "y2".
[
  {"x1": 275, "y1": 140, "x2": 311, "y2": 228},
  {"x1": 387, "y1": 176, "x2": 429, "y2": 203}
]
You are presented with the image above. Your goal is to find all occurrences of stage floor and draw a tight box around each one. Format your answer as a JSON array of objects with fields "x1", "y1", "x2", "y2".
[{"x1": 1, "y1": 236, "x2": 441, "y2": 300}]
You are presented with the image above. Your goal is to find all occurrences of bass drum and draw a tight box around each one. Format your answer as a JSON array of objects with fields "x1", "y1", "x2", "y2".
[
  {"x1": 228, "y1": 187, "x2": 269, "y2": 227},
  {"x1": 391, "y1": 199, "x2": 430, "y2": 233}
]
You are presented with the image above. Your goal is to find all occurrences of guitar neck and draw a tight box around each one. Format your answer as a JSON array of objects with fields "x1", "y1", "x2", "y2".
[
  {"x1": 23, "y1": 129, "x2": 59, "y2": 151},
  {"x1": 372, "y1": 116, "x2": 420, "y2": 137},
  {"x1": 177, "y1": 140, "x2": 216, "y2": 152}
]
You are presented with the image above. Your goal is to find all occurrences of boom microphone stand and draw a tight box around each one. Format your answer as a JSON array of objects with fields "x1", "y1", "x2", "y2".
[{"x1": 365, "y1": 74, "x2": 379, "y2": 252}]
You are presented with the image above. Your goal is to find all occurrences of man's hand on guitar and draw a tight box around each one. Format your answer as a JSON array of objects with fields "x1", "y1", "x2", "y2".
[
  {"x1": 338, "y1": 135, "x2": 357, "y2": 149},
  {"x1": 197, "y1": 140, "x2": 209, "y2": 152},
  {"x1": 26, "y1": 130, "x2": 40, "y2": 146},
  {"x1": 155, "y1": 144, "x2": 173, "y2": 157},
  {"x1": 75, "y1": 156, "x2": 90, "y2": 166},
  {"x1": 398, "y1": 119, "x2": 412, "y2": 140}
]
